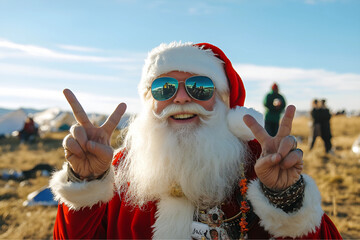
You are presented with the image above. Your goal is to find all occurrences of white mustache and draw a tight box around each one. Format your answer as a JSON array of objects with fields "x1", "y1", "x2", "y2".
[{"x1": 153, "y1": 103, "x2": 213, "y2": 120}]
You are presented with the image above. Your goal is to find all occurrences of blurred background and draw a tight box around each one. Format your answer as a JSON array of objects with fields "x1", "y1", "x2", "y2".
[
  {"x1": 1, "y1": 0, "x2": 359, "y2": 115},
  {"x1": 0, "y1": 0, "x2": 359, "y2": 239}
]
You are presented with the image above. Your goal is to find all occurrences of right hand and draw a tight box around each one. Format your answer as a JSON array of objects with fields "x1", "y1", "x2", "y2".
[
  {"x1": 62, "y1": 89, "x2": 127, "y2": 178},
  {"x1": 243, "y1": 105, "x2": 303, "y2": 190}
]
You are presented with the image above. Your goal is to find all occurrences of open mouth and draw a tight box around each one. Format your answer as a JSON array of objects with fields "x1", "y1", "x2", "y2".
[{"x1": 171, "y1": 113, "x2": 197, "y2": 120}]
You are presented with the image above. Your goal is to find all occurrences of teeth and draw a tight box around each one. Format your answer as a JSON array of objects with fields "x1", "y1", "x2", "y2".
[{"x1": 173, "y1": 114, "x2": 195, "y2": 120}]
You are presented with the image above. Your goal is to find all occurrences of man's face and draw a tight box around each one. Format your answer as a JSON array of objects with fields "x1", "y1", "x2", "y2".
[{"x1": 153, "y1": 71, "x2": 216, "y2": 126}]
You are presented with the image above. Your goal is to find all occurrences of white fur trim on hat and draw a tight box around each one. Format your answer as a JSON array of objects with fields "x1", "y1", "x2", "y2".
[
  {"x1": 49, "y1": 163, "x2": 115, "y2": 210},
  {"x1": 139, "y1": 42, "x2": 229, "y2": 100},
  {"x1": 227, "y1": 106, "x2": 264, "y2": 141},
  {"x1": 247, "y1": 174, "x2": 324, "y2": 238}
]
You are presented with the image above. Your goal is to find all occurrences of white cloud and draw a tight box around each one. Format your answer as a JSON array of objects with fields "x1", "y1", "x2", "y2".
[
  {"x1": 1, "y1": 40, "x2": 358, "y2": 114},
  {"x1": 303, "y1": 0, "x2": 337, "y2": 4},
  {"x1": 57, "y1": 44, "x2": 102, "y2": 53},
  {"x1": 0, "y1": 87, "x2": 63, "y2": 101},
  {"x1": 234, "y1": 64, "x2": 360, "y2": 112},
  {"x1": 73, "y1": 91, "x2": 143, "y2": 115},
  {"x1": 0, "y1": 39, "x2": 139, "y2": 63},
  {"x1": 0, "y1": 63, "x2": 121, "y2": 82},
  {"x1": 235, "y1": 64, "x2": 360, "y2": 91},
  {"x1": 187, "y1": 2, "x2": 222, "y2": 15}
]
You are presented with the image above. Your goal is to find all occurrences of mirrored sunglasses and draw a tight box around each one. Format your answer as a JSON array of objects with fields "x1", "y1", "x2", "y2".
[{"x1": 151, "y1": 76, "x2": 215, "y2": 101}]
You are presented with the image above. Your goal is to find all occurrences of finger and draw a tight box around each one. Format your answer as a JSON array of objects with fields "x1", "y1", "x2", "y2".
[
  {"x1": 63, "y1": 89, "x2": 92, "y2": 127},
  {"x1": 276, "y1": 105, "x2": 296, "y2": 138},
  {"x1": 243, "y1": 114, "x2": 271, "y2": 145},
  {"x1": 63, "y1": 134, "x2": 73, "y2": 159},
  {"x1": 280, "y1": 149, "x2": 304, "y2": 170},
  {"x1": 101, "y1": 103, "x2": 127, "y2": 136},
  {"x1": 277, "y1": 135, "x2": 297, "y2": 158},
  {"x1": 86, "y1": 141, "x2": 113, "y2": 165},
  {"x1": 66, "y1": 154, "x2": 84, "y2": 171},
  {"x1": 255, "y1": 153, "x2": 282, "y2": 171},
  {"x1": 70, "y1": 124, "x2": 88, "y2": 151},
  {"x1": 63, "y1": 135, "x2": 86, "y2": 159},
  {"x1": 63, "y1": 144, "x2": 73, "y2": 159}
]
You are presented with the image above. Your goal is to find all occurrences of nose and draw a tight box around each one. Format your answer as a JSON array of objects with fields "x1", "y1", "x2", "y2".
[{"x1": 173, "y1": 82, "x2": 191, "y2": 104}]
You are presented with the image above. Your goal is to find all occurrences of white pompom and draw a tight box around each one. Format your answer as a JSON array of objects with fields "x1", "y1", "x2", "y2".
[{"x1": 227, "y1": 106, "x2": 264, "y2": 141}]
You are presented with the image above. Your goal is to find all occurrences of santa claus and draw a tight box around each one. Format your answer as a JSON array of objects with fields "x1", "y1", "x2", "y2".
[{"x1": 50, "y1": 42, "x2": 341, "y2": 239}]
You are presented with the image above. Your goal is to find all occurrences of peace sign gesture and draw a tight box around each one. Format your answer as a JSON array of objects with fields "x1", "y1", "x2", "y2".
[
  {"x1": 62, "y1": 89, "x2": 127, "y2": 179},
  {"x1": 244, "y1": 105, "x2": 303, "y2": 190}
]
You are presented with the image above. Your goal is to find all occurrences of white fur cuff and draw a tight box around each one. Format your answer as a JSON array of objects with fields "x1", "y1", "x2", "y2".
[
  {"x1": 49, "y1": 163, "x2": 115, "y2": 210},
  {"x1": 227, "y1": 106, "x2": 264, "y2": 141},
  {"x1": 247, "y1": 174, "x2": 324, "y2": 238}
]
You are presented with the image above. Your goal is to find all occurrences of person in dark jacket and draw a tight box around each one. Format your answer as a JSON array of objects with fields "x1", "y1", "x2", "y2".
[
  {"x1": 309, "y1": 99, "x2": 321, "y2": 150},
  {"x1": 263, "y1": 83, "x2": 286, "y2": 136},
  {"x1": 319, "y1": 99, "x2": 333, "y2": 154}
]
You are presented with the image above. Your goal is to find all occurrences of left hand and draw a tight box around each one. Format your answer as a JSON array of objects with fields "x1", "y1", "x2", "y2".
[{"x1": 243, "y1": 105, "x2": 303, "y2": 190}]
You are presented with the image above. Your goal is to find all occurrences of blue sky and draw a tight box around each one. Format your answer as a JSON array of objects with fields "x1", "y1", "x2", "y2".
[{"x1": 0, "y1": 0, "x2": 359, "y2": 115}]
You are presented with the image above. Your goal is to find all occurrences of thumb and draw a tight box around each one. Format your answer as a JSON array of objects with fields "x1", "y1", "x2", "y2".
[
  {"x1": 255, "y1": 153, "x2": 282, "y2": 186},
  {"x1": 86, "y1": 140, "x2": 113, "y2": 164}
]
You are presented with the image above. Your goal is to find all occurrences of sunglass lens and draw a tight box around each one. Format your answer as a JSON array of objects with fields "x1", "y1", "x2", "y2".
[
  {"x1": 185, "y1": 76, "x2": 215, "y2": 101},
  {"x1": 151, "y1": 77, "x2": 178, "y2": 101}
]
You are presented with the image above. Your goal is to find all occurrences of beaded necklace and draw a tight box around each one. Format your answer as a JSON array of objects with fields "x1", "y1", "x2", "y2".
[
  {"x1": 170, "y1": 163, "x2": 251, "y2": 239},
  {"x1": 192, "y1": 174, "x2": 250, "y2": 240},
  {"x1": 238, "y1": 173, "x2": 250, "y2": 239}
]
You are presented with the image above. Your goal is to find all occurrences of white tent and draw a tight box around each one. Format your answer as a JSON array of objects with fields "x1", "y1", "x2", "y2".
[
  {"x1": 32, "y1": 107, "x2": 77, "y2": 132},
  {"x1": 0, "y1": 109, "x2": 28, "y2": 136},
  {"x1": 51, "y1": 112, "x2": 76, "y2": 131},
  {"x1": 33, "y1": 107, "x2": 62, "y2": 131},
  {"x1": 23, "y1": 186, "x2": 58, "y2": 207}
]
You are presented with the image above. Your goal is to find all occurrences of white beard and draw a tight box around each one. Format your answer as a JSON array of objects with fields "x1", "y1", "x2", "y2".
[{"x1": 115, "y1": 99, "x2": 248, "y2": 208}]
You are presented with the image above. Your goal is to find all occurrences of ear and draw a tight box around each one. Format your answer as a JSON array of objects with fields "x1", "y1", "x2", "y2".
[{"x1": 227, "y1": 106, "x2": 264, "y2": 141}]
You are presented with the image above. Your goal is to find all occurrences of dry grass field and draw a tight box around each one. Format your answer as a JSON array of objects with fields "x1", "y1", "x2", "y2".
[{"x1": 0, "y1": 115, "x2": 359, "y2": 239}]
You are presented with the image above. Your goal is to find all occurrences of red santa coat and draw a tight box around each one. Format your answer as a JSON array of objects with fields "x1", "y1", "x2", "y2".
[{"x1": 50, "y1": 141, "x2": 342, "y2": 239}]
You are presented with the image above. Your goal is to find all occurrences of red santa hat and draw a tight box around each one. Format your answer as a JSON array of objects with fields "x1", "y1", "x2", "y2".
[
  {"x1": 139, "y1": 42, "x2": 264, "y2": 141},
  {"x1": 194, "y1": 42, "x2": 246, "y2": 108}
]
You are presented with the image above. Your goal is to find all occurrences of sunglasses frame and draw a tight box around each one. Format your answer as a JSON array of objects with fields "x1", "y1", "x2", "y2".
[{"x1": 150, "y1": 75, "x2": 216, "y2": 102}]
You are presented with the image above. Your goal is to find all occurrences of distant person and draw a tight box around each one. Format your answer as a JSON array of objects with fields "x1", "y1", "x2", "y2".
[
  {"x1": 319, "y1": 99, "x2": 333, "y2": 154},
  {"x1": 263, "y1": 83, "x2": 286, "y2": 136},
  {"x1": 309, "y1": 99, "x2": 321, "y2": 150},
  {"x1": 19, "y1": 116, "x2": 38, "y2": 143}
]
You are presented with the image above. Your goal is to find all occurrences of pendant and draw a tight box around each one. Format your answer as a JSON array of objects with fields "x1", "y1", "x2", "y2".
[
  {"x1": 195, "y1": 206, "x2": 230, "y2": 240},
  {"x1": 169, "y1": 182, "x2": 184, "y2": 197},
  {"x1": 206, "y1": 206, "x2": 224, "y2": 227}
]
